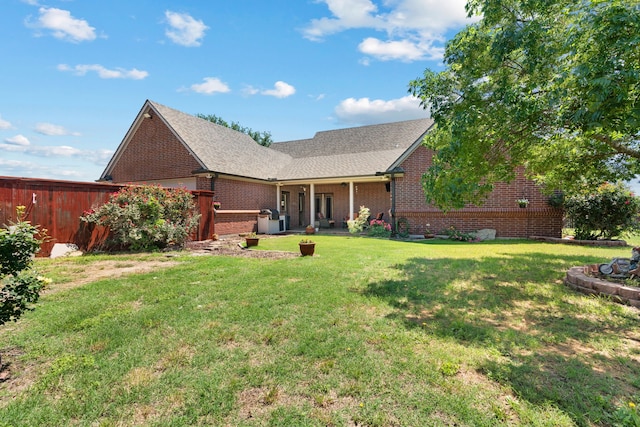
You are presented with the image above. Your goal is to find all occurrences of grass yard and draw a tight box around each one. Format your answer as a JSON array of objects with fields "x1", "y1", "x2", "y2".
[{"x1": 1, "y1": 235, "x2": 639, "y2": 426}]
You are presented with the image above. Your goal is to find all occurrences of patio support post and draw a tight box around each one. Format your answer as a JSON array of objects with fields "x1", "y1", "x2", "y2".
[
  {"x1": 309, "y1": 183, "x2": 315, "y2": 227},
  {"x1": 349, "y1": 182, "x2": 354, "y2": 220},
  {"x1": 276, "y1": 185, "x2": 281, "y2": 212}
]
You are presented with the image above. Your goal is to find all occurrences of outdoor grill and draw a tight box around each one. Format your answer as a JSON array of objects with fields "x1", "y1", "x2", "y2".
[
  {"x1": 258, "y1": 208, "x2": 284, "y2": 234},
  {"x1": 260, "y1": 208, "x2": 280, "y2": 220}
]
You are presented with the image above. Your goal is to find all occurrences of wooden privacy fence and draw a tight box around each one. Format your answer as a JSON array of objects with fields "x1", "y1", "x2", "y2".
[{"x1": 0, "y1": 176, "x2": 215, "y2": 257}]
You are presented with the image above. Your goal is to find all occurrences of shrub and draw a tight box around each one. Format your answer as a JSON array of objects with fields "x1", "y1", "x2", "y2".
[
  {"x1": 1, "y1": 206, "x2": 49, "y2": 327},
  {"x1": 444, "y1": 225, "x2": 478, "y2": 242},
  {"x1": 347, "y1": 206, "x2": 370, "y2": 234},
  {"x1": 564, "y1": 182, "x2": 640, "y2": 240},
  {"x1": 81, "y1": 185, "x2": 200, "y2": 251},
  {"x1": 368, "y1": 219, "x2": 392, "y2": 238}
]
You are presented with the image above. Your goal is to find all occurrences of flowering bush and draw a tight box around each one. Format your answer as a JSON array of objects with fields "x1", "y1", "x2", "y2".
[
  {"x1": 347, "y1": 206, "x2": 370, "y2": 234},
  {"x1": 368, "y1": 218, "x2": 392, "y2": 238},
  {"x1": 564, "y1": 182, "x2": 640, "y2": 240},
  {"x1": 81, "y1": 185, "x2": 200, "y2": 251},
  {"x1": 1, "y1": 206, "x2": 49, "y2": 327}
]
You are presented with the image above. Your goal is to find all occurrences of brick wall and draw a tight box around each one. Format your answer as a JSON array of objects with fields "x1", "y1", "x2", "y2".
[
  {"x1": 109, "y1": 115, "x2": 200, "y2": 183},
  {"x1": 396, "y1": 145, "x2": 563, "y2": 237},
  {"x1": 213, "y1": 178, "x2": 276, "y2": 210},
  {"x1": 109, "y1": 116, "x2": 562, "y2": 238},
  {"x1": 212, "y1": 211, "x2": 261, "y2": 236}
]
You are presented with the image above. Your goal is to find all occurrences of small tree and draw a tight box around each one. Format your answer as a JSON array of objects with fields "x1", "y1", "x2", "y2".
[
  {"x1": 564, "y1": 182, "x2": 640, "y2": 240},
  {"x1": 1, "y1": 206, "x2": 49, "y2": 365},
  {"x1": 81, "y1": 185, "x2": 200, "y2": 252}
]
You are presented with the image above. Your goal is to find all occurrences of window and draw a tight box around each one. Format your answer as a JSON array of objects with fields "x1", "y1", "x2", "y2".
[
  {"x1": 280, "y1": 191, "x2": 289, "y2": 214},
  {"x1": 314, "y1": 193, "x2": 333, "y2": 219}
]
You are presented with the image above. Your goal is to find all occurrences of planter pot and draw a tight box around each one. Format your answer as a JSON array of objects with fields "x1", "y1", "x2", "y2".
[
  {"x1": 305, "y1": 227, "x2": 315, "y2": 235},
  {"x1": 424, "y1": 233, "x2": 435, "y2": 239},
  {"x1": 245, "y1": 237, "x2": 259, "y2": 247},
  {"x1": 518, "y1": 204, "x2": 528, "y2": 209},
  {"x1": 299, "y1": 242, "x2": 316, "y2": 256}
]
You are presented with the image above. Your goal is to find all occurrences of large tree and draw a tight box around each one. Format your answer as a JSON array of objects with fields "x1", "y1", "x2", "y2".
[
  {"x1": 196, "y1": 113, "x2": 273, "y2": 147},
  {"x1": 409, "y1": 0, "x2": 639, "y2": 210}
]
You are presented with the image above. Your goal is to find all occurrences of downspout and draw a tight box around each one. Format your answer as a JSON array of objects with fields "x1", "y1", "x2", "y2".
[
  {"x1": 378, "y1": 167, "x2": 404, "y2": 234},
  {"x1": 391, "y1": 176, "x2": 397, "y2": 234}
]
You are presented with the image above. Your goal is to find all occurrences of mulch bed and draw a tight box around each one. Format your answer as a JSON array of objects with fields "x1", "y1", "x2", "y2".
[{"x1": 186, "y1": 235, "x2": 299, "y2": 259}]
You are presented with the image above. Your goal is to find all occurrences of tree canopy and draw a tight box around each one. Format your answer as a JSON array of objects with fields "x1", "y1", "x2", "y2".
[
  {"x1": 409, "y1": 0, "x2": 640, "y2": 210},
  {"x1": 196, "y1": 113, "x2": 273, "y2": 147}
]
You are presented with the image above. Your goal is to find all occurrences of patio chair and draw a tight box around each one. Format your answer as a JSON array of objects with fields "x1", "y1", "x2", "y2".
[{"x1": 317, "y1": 212, "x2": 335, "y2": 228}]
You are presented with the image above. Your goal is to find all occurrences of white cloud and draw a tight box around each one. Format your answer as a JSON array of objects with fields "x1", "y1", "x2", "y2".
[
  {"x1": 0, "y1": 158, "x2": 85, "y2": 179},
  {"x1": 189, "y1": 77, "x2": 231, "y2": 95},
  {"x1": 35, "y1": 122, "x2": 81, "y2": 136},
  {"x1": 58, "y1": 64, "x2": 149, "y2": 80},
  {"x1": 5, "y1": 134, "x2": 31, "y2": 146},
  {"x1": 0, "y1": 115, "x2": 12, "y2": 130},
  {"x1": 242, "y1": 85, "x2": 260, "y2": 96},
  {"x1": 358, "y1": 37, "x2": 442, "y2": 61},
  {"x1": 261, "y1": 81, "x2": 296, "y2": 98},
  {"x1": 165, "y1": 11, "x2": 208, "y2": 47},
  {"x1": 0, "y1": 142, "x2": 113, "y2": 165},
  {"x1": 30, "y1": 7, "x2": 96, "y2": 43},
  {"x1": 303, "y1": 0, "x2": 474, "y2": 62},
  {"x1": 334, "y1": 95, "x2": 428, "y2": 124}
]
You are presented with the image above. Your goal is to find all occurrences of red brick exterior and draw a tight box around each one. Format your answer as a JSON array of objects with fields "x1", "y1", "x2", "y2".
[
  {"x1": 109, "y1": 116, "x2": 201, "y2": 183},
  {"x1": 109, "y1": 116, "x2": 562, "y2": 238},
  {"x1": 213, "y1": 211, "x2": 261, "y2": 236},
  {"x1": 395, "y1": 145, "x2": 563, "y2": 237}
]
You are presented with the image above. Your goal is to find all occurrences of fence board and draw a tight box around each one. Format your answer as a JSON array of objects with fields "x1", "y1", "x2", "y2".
[{"x1": 0, "y1": 176, "x2": 214, "y2": 256}]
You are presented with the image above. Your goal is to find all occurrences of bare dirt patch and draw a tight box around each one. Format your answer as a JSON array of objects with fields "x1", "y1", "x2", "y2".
[{"x1": 186, "y1": 235, "x2": 299, "y2": 259}]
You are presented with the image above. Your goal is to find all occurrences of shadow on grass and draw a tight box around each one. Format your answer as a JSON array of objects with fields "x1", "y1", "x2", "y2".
[{"x1": 363, "y1": 251, "x2": 640, "y2": 426}]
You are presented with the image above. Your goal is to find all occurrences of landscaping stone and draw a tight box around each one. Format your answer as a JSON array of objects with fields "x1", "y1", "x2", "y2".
[
  {"x1": 50, "y1": 243, "x2": 82, "y2": 258},
  {"x1": 473, "y1": 229, "x2": 496, "y2": 241},
  {"x1": 565, "y1": 266, "x2": 640, "y2": 308}
]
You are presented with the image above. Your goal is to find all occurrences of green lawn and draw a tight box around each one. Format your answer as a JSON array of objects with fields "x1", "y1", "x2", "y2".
[{"x1": 1, "y1": 235, "x2": 639, "y2": 426}]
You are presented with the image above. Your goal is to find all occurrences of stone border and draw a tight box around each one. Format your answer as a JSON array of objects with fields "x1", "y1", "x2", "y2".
[
  {"x1": 531, "y1": 236, "x2": 627, "y2": 246},
  {"x1": 565, "y1": 266, "x2": 640, "y2": 308}
]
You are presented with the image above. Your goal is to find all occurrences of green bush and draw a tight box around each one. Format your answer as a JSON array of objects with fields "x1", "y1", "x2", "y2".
[
  {"x1": 367, "y1": 219, "x2": 392, "y2": 238},
  {"x1": 564, "y1": 182, "x2": 640, "y2": 240},
  {"x1": 347, "y1": 206, "x2": 370, "y2": 234},
  {"x1": 81, "y1": 185, "x2": 200, "y2": 252},
  {"x1": 1, "y1": 206, "x2": 48, "y2": 326}
]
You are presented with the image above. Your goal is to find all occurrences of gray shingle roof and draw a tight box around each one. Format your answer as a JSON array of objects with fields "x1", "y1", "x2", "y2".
[
  {"x1": 149, "y1": 100, "x2": 434, "y2": 181},
  {"x1": 150, "y1": 101, "x2": 292, "y2": 180}
]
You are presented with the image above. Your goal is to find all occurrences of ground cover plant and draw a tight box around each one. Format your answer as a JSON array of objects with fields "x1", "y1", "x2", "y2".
[{"x1": 1, "y1": 235, "x2": 639, "y2": 426}]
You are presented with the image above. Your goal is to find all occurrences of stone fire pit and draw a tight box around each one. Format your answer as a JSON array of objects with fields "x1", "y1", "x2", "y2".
[{"x1": 565, "y1": 266, "x2": 640, "y2": 308}]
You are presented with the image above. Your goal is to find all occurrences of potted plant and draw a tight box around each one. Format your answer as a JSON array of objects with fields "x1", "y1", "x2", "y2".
[
  {"x1": 299, "y1": 238, "x2": 315, "y2": 256},
  {"x1": 305, "y1": 224, "x2": 315, "y2": 235},
  {"x1": 245, "y1": 232, "x2": 259, "y2": 247},
  {"x1": 517, "y1": 198, "x2": 529, "y2": 208},
  {"x1": 424, "y1": 223, "x2": 435, "y2": 239}
]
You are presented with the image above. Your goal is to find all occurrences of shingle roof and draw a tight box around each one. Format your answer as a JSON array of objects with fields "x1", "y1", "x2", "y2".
[
  {"x1": 145, "y1": 100, "x2": 434, "y2": 181},
  {"x1": 149, "y1": 101, "x2": 292, "y2": 180},
  {"x1": 270, "y1": 118, "x2": 434, "y2": 180}
]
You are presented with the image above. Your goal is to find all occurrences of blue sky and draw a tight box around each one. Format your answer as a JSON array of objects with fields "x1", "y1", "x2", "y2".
[{"x1": 0, "y1": 0, "x2": 475, "y2": 182}]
